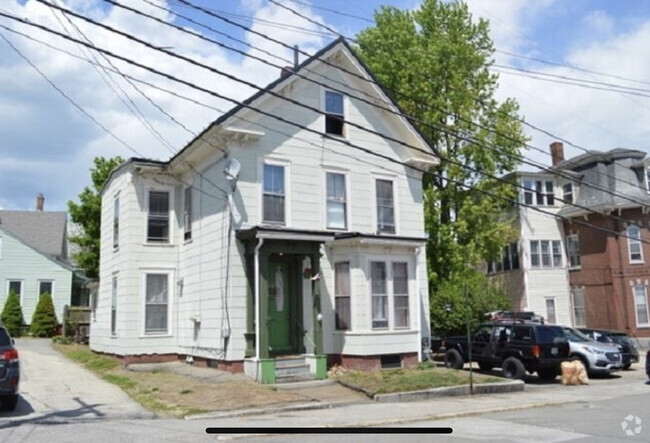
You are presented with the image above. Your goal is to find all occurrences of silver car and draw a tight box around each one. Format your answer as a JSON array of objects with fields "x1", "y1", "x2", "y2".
[{"x1": 562, "y1": 327, "x2": 622, "y2": 375}]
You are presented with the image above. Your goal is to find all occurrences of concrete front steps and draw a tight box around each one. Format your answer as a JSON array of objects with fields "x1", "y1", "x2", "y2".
[{"x1": 274, "y1": 356, "x2": 316, "y2": 383}]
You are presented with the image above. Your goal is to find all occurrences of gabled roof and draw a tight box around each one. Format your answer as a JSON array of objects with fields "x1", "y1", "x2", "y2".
[
  {"x1": 102, "y1": 38, "x2": 437, "y2": 195},
  {"x1": 553, "y1": 148, "x2": 646, "y2": 171},
  {"x1": 0, "y1": 210, "x2": 67, "y2": 259}
]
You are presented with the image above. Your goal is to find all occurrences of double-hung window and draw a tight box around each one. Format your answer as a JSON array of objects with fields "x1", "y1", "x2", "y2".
[
  {"x1": 38, "y1": 280, "x2": 53, "y2": 296},
  {"x1": 633, "y1": 285, "x2": 649, "y2": 326},
  {"x1": 324, "y1": 90, "x2": 344, "y2": 136},
  {"x1": 184, "y1": 187, "x2": 192, "y2": 241},
  {"x1": 334, "y1": 262, "x2": 351, "y2": 330},
  {"x1": 545, "y1": 298, "x2": 557, "y2": 324},
  {"x1": 263, "y1": 163, "x2": 286, "y2": 224},
  {"x1": 563, "y1": 183, "x2": 573, "y2": 205},
  {"x1": 376, "y1": 179, "x2": 395, "y2": 234},
  {"x1": 326, "y1": 172, "x2": 347, "y2": 229},
  {"x1": 147, "y1": 191, "x2": 170, "y2": 243},
  {"x1": 144, "y1": 273, "x2": 169, "y2": 335},
  {"x1": 7, "y1": 280, "x2": 22, "y2": 302},
  {"x1": 525, "y1": 180, "x2": 555, "y2": 206},
  {"x1": 370, "y1": 261, "x2": 410, "y2": 329},
  {"x1": 627, "y1": 225, "x2": 643, "y2": 263},
  {"x1": 523, "y1": 180, "x2": 534, "y2": 205},
  {"x1": 113, "y1": 196, "x2": 119, "y2": 249},
  {"x1": 567, "y1": 235, "x2": 581, "y2": 268},
  {"x1": 111, "y1": 276, "x2": 118, "y2": 336},
  {"x1": 530, "y1": 240, "x2": 562, "y2": 268},
  {"x1": 571, "y1": 288, "x2": 586, "y2": 327}
]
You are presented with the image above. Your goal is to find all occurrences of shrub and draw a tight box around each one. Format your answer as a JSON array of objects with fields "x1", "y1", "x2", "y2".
[
  {"x1": 30, "y1": 292, "x2": 58, "y2": 337},
  {"x1": 1, "y1": 290, "x2": 24, "y2": 337},
  {"x1": 52, "y1": 335, "x2": 71, "y2": 345}
]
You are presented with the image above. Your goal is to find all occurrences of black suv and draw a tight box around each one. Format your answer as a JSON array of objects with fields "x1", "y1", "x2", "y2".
[
  {"x1": 442, "y1": 322, "x2": 570, "y2": 381},
  {"x1": 578, "y1": 328, "x2": 639, "y2": 370},
  {"x1": 0, "y1": 326, "x2": 19, "y2": 411}
]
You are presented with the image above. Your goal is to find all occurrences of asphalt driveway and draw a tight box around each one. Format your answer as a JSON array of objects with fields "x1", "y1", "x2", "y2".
[{"x1": 0, "y1": 338, "x2": 151, "y2": 428}]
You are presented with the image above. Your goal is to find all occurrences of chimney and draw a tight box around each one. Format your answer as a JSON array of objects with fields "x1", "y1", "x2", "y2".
[
  {"x1": 550, "y1": 141, "x2": 564, "y2": 166},
  {"x1": 280, "y1": 46, "x2": 300, "y2": 79},
  {"x1": 293, "y1": 44, "x2": 299, "y2": 69},
  {"x1": 36, "y1": 193, "x2": 44, "y2": 211}
]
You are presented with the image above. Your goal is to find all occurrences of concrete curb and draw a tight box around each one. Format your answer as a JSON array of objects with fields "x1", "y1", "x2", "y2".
[
  {"x1": 374, "y1": 380, "x2": 525, "y2": 403},
  {"x1": 184, "y1": 401, "x2": 331, "y2": 421}
]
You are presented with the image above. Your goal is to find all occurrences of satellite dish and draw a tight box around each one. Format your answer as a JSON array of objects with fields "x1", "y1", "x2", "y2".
[{"x1": 224, "y1": 158, "x2": 241, "y2": 182}]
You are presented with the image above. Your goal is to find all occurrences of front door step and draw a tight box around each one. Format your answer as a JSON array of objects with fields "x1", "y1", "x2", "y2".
[{"x1": 274, "y1": 356, "x2": 315, "y2": 383}]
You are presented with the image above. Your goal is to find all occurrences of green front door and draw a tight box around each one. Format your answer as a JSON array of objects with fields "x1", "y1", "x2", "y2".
[{"x1": 268, "y1": 260, "x2": 293, "y2": 354}]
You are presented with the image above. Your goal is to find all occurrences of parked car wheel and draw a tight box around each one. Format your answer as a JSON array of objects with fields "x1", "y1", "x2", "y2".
[
  {"x1": 572, "y1": 355, "x2": 590, "y2": 374},
  {"x1": 537, "y1": 367, "x2": 558, "y2": 381},
  {"x1": 478, "y1": 362, "x2": 493, "y2": 372},
  {"x1": 0, "y1": 395, "x2": 17, "y2": 411},
  {"x1": 622, "y1": 362, "x2": 632, "y2": 370},
  {"x1": 444, "y1": 349, "x2": 464, "y2": 370},
  {"x1": 502, "y1": 357, "x2": 526, "y2": 380}
]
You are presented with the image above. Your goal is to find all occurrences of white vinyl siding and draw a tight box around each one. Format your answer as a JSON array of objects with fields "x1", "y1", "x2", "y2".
[
  {"x1": 627, "y1": 225, "x2": 643, "y2": 263},
  {"x1": 633, "y1": 285, "x2": 649, "y2": 326}
]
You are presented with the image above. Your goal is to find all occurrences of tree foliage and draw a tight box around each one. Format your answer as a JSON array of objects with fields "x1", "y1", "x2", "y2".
[
  {"x1": 30, "y1": 292, "x2": 58, "y2": 337},
  {"x1": 356, "y1": 0, "x2": 527, "y2": 294},
  {"x1": 68, "y1": 156, "x2": 124, "y2": 278},
  {"x1": 430, "y1": 269, "x2": 511, "y2": 334},
  {"x1": 1, "y1": 290, "x2": 24, "y2": 337}
]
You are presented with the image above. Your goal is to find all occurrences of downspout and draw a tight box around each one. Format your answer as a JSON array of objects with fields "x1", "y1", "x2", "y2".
[{"x1": 254, "y1": 236, "x2": 265, "y2": 360}]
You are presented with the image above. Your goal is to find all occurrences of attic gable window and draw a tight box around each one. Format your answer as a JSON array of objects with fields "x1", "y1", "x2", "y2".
[{"x1": 324, "y1": 90, "x2": 344, "y2": 136}]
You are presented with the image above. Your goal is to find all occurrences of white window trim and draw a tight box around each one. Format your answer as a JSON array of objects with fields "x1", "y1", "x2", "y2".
[
  {"x1": 113, "y1": 192, "x2": 120, "y2": 251},
  {"x1": 111, "y1": 274, "x2": 118, "y2": 337},
  {"x1": 259, "y1": 157, "x2": 291, "y2": 227},
  {"x1": 333, "y1": 259, "x2": 353, "y2": 331},
  {"x1": 366, "y1": 255, "x2": 413, "y2": 331},
  {"x1": 322, "y1": 167, "x2": 351, "y2": 231},
  {"x1": 633, "y1": 285, "x2": 650, "y2": 327},
  {"x1": 140, "y1": 268, "x2": 175, "y2": 337},
  {"x1": 545, "y1": 297, "x2": 557, "y2": 324},
  {"x1": 321, "y1": 88, "x2": 348, "y2": 140},
  {"x1": 372, "y1": 173, "x2": 399, "y2": 235},
  {"x1": 6, "y1": 280, "x2": 23, "y2": 306},
  {"x1": 37, "y1": 279, "x2": 55, "y2": 299},
  {"x1": 571, "y1": 288, "x2": 586, "y2": 328},
  {"x1": 627, "y1": 225, "x2": 644, "y2": 264},
  {"x1": 144, "y1": 186, "x2": 175, "y2": 245},
  {"x1": 567, "y1": 234, "x2": 581, "y2": 270},
  {"x1": 529, "y1": 239, "x2": 563, "y2": 269}
]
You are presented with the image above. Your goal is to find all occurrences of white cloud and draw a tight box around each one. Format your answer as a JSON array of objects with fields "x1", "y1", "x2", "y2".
[{"x1": 0, "y1": 0, "x2": 334, "y2": 210}]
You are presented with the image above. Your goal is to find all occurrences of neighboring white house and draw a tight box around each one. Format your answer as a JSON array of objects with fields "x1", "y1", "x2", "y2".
[
  {"x1": 0, "y1": 201, "x2": 77, "y2": 325},
  {"x1": 90, "y1": 39, "x2": 438, "y2": 383},
  {"x1": 488, "y1": 157, "x2": 577, "y2": 326}
]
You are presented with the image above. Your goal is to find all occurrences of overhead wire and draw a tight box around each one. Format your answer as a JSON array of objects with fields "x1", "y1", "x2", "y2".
[{"x1": 1, "y1": 9, "x2": 648, "y2": 246}]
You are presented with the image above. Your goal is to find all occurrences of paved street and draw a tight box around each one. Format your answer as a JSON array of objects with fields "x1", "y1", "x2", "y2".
[
  {"x1": 0, "y1": 338, "x2": 151, "y2": 439},
  {"x1": 0, "y1": 341, "x2": 647, "y2": 442}
]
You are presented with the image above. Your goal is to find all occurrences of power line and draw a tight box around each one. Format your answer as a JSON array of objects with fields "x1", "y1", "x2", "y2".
[
  {"x1": 29, "y1": 1, "x2": 650, "y2": 221},
  {"x1": 2, "y1": 10, "x2": 647, "y2": 246},
  {"x1": 0, "y1": 30, "x2": 142, "y2": 158},
  {"x1": 267, "y1": 0, "x2": 342, "y2": 38},
  {"x1": 102, "y1": 0, "x2": 650, "y2": 210},
  {"x1": 285, "y1": 0, "x2": 374, "y2": 23}
]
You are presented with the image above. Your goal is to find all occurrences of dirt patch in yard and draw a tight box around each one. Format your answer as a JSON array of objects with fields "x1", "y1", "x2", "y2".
[{"x1": 52, "y1": 344, "x2": 308, "y2": 418}]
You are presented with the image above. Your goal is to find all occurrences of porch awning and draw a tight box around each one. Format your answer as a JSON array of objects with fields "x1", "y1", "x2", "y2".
[
  {"x1": 236, "y1": 226, "x2": 335, "y2": 243},
  {"x1": 332, "y1": 232, "x2": 428, "y2": 248}
]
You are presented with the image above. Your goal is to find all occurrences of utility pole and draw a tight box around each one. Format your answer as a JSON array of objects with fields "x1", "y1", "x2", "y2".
[{"x1": 465, "y1": 279, "x2": 474, "y2": 395}]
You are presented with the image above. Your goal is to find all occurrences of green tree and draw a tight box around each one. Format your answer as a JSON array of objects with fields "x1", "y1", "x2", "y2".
[
  {"x1": 430, "y1": 269, "x2": 510, "y2": 334},
  {"x1": 30, "y1": 292, "x2": 58, "y2": 337},
  {"x1": 1, "y1": 290, "x2": 24, "y2": 337},
  {"x1": 356, "y1": 1, "x2": 527, "y2": 293},
  {"x1": 68, "y1": 156, "x2": 124, "y2": 278}
]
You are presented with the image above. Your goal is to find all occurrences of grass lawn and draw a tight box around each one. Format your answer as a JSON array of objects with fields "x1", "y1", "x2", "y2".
[
  {"x1": 52, "y1": 343, "x2": 307, "y2": 418},
  {"x1": 333, "y1": 365, "x2": 503, "y2": 397}
]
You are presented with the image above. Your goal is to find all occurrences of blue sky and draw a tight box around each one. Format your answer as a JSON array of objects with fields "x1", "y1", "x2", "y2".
[{"x1": 2, "y1": 0, "x2": 650, "y2": 211}]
